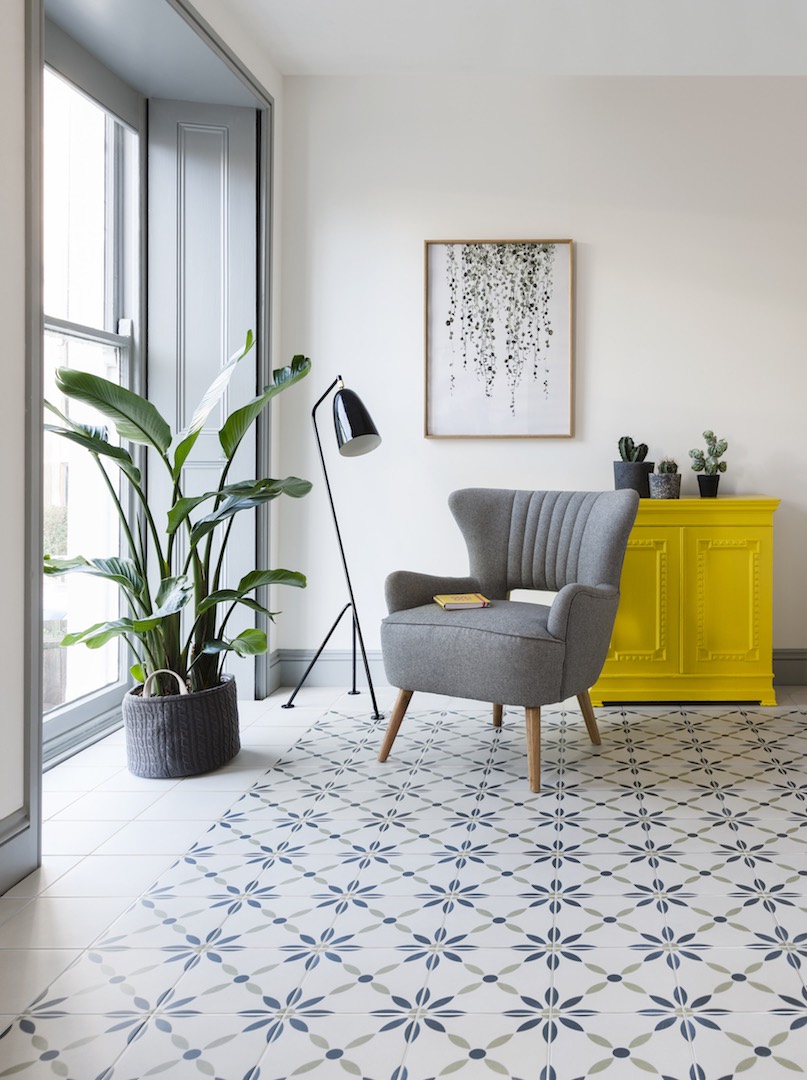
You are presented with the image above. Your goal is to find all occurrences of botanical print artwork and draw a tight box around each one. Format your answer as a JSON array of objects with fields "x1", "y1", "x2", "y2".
[{"x1": 426, "y1": 240, "x2": 573, "y2": 437}]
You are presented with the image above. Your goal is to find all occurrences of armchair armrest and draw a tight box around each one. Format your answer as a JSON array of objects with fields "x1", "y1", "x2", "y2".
[
  {"x1": 547, "y1": 582, "x2": 621, "y2": 698},
  {"x1": 547, "y1": 583, "x2": 618, "y2": 640},
  {"x1": 385, "y1": 571, "x2": 480, "y2": 614}
]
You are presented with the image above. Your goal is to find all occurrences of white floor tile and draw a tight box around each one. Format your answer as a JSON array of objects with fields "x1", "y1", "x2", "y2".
[
  {"x1": 41, "y1": 790, "x2": 82, "y2": 819},
  {"x1": 49, "y1": 789, "x2": 163, "y2": 821},
  {"x1": 3, "y1": 856, "x2": 84, "y2": 897},
  {"x1": 135, "y1": 788, "x2": 239, "y2": 821},
  {"x1": 41, "y1": 818, "x2": 126, "y2": 856},
  {"x1": 0, "y1": 896, "x2": 136, "y2": 949},
  {"x1": 0, "y1": 897, "x2": 31, "y2": 927},
  {"x1": 40, "y1": 854, "x2": 176, "y2": 897},
  {"x1": 42, "y1": 763, "x2": 126, "y2": 791},
  {"x1": 93, "y1": 819, "x2": 212, "y2": 856}
]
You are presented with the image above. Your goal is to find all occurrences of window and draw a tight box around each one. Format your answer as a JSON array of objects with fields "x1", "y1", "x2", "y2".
[{"x1": 42, "y1": 67, "x2": 140, "y2": 750}]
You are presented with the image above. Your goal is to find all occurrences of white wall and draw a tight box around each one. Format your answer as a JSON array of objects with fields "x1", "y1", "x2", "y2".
[
  {"x1": 275, "y1": 75, "x2": 807, "y2": 654},
  {"x1": 0, "y1": 0, "x2": 27, "y2": 815}
]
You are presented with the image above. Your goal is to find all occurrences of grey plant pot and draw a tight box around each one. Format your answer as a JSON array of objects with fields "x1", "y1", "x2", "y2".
[
  {"x1": 123, "y1": 674, "x2": 240, "y2": 778},
  {"x1": 649, "y1": 473, "x2": 682, "y2": 499},
  {"x1": 614, "y1": 460, "x2": 655, "y2": 499}
]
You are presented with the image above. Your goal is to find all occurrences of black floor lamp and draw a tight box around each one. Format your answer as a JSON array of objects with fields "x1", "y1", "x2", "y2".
[{"x1": 282, "y1": 376, "x2": 384, "y2": 719}]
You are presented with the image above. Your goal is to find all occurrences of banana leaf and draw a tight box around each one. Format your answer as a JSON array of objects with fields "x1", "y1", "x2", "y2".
[
  {"x1": 189, "y1": 478, "x2": 312, "y2": 546},
  {"x1": 201, "y1": 628, "x2": 268, "y2": 656},
  {"x1": 55, "y1": 368, "x2": 172, "y2": 453},
  {"x1": 219, "y1": 355, "x2": 311, "y2": 461}
]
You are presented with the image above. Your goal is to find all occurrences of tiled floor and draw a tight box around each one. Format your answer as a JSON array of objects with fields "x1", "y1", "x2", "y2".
[{"x1": 2, "y1": 685, "x2": 807, "y2": 1079}]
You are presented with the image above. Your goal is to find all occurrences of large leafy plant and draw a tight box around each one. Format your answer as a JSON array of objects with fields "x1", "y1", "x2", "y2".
[{"x1": 44, "y1": 333, "x2": 311, "y2": 693}]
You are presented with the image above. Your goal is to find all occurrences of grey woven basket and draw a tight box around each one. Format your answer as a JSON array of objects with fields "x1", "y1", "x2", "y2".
[{"x1": 123, "y1": 671, "x2": 240, "y2": 778}]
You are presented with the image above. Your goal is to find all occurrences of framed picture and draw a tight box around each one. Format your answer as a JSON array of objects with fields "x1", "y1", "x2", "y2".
[{"x1": 425, "y1": 239, "x2": 573, "y2": 438}]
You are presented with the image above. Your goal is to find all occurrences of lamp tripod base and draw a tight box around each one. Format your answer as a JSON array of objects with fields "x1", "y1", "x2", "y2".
[{"x1": 281, "y1": 602, "x2": 384, "y2": 719}]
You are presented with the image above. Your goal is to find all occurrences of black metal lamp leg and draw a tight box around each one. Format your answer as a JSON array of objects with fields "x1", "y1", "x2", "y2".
[
  {"x1": 348, "y1": 612, "x2": 359, "y2": 695},
  {"x1": 282, "y1": 603, "x2": 351, "y2": 709}
]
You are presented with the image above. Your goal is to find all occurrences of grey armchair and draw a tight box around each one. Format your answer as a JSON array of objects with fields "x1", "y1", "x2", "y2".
[{"x1": 379, "y1": 488, "x2": 640, "y2": 791}]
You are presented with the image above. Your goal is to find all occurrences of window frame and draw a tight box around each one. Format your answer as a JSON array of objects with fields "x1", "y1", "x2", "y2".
[{"x1": 41, "y1": 40, "x2": 146, "y2": 766}]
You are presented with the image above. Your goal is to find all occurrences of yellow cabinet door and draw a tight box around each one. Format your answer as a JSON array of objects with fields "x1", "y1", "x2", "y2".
[
  {"x1": 682, "y1": 527, "x2": 773, "y2": 679},
  {"x1": 607, "y1": 527, "x2": 680, "y2": 672}
]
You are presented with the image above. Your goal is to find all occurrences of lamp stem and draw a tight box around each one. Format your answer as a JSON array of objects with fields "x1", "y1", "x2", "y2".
[{"x1": 283, "y1": 378, "x2": 383, "y2": 718}]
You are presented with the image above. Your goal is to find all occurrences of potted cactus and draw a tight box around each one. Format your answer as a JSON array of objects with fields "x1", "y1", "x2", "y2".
[
  {"x1": 613, "y1": 436, "x2": 655, "y2": 498},
  {"x1": 649, "y1": 457, "x2": 681, "y2": 499},
  {"x1": 689, "y1": 430, "x2": 727, "y2": 497}
]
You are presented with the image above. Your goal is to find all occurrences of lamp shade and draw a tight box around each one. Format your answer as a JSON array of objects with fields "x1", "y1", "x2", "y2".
[{"x1": 333, "y1": 387, "x2": 381, "y2": 457}]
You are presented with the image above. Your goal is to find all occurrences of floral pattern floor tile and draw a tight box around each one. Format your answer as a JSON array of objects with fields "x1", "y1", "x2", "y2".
[{"x1": 3, "y1": 700, "x2": 807, "y2": 1078}]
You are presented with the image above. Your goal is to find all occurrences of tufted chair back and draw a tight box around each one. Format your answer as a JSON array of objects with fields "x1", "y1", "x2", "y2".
[{"x1": 448, "y1": 488, "x2": 638, "y2": 599}]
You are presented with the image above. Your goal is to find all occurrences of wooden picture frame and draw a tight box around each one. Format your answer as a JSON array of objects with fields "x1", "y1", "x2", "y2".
[{"x1": 425, "y1": 239, "x2": 573, "y2": 438}]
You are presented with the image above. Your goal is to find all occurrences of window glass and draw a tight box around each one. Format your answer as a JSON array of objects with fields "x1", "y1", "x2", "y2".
[
  {"x1": 43, "y1": 69, "x2": 107, "y2": 328},
  {"x1": 43, "y1": 332, "x2": 122, "y2": 710},
  {"x1": 42, "y1": 67, "x2": 137, "y2": 720}
]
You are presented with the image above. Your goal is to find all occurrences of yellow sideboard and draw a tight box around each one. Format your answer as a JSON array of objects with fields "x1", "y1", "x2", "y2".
[{"x1": 590, "y1": 495, "x2": 779, "y2": 706}]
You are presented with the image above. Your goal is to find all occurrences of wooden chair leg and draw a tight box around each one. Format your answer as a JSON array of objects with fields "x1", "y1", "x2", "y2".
[
  {"x1": 492, "y1": 703, "x2": 503, "y2": 728},
  {"x1": 525, "y1": 706, "x2": 541, "y2": 792},
  {"x1": 577, "y1": 689, "x2": 602, "y2": 745},
  {"x1": 378, "y1": 689, "x2": 413, "y2": 761}
]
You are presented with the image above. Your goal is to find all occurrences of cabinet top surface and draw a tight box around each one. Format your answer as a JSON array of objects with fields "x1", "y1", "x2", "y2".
[{"x1": 634, "y1": 494, "x2": 779, "y2": 523}]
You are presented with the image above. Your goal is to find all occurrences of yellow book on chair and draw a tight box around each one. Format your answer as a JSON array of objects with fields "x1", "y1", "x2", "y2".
[{"x1": 433, "y1": 593, "x2": 491, "y2": 609}]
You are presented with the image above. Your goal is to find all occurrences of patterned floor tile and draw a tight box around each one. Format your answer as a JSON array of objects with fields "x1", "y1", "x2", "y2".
[
  {"x1": 433, "y1": 896, "x2": 552, "y2": 947},
  {"x1": 111, "y1": 1010, "x2": 276, "y2": 1079},
  {"x1": 34, "y1": 948, "x2": 186, "y2": 1014},
  {"x1": 663, "y1": 894, "x2": 784, "y2": 947},
  {"x1": 327, "y1": 895, "x2": 450, "y2": 948},
  {"x1": 97, "y1": 895, "x2": 231, "y2": 950},
  {"x1": 293, "y1": 949, "x2": 434, "y2": 1012},
  {"x1": 170, "y1": 948, "x2": 305, "y2": 1012},
  {"x1": 546, "y1": 1011, "x2": 696, "y2": 1080},
  {"x1": 0, "y1": 1010, "x2": 134, "y2": 1079},
  {"x1": 252, "y1": 1014, "x2": 409, "y2": 1080},
  {"x1": 553, "y1": 894, "x2": 674, "y2": 945},
  {"x1": 687, "y1": 1012, "x2": 807, "y2": 1077},
  {"x1": 553, "y1": 946, "x2": 683, "y2": 1009},
  {"x1": 11, "y1": 698, "x2": 807, "y2": 1079},
  {"x1": 400, "y1": 1012, "x2": 549, "y2": 1080},
  {"x1": 424, "y1": 949, "x2": 558, "y2": 1011},
  {"x1": 674, "y1": 948, "x2": 807, "y2": 1012}
]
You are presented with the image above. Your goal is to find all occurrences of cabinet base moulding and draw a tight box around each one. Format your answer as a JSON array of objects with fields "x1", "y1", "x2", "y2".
[{"x1": 591, "y1": 674, "x2": 777, "y2": 708}]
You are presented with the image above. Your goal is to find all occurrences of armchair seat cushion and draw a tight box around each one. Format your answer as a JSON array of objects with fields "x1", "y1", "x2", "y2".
[{"x1": 381, "y1": 600, "x2": 564, "y2": 706}]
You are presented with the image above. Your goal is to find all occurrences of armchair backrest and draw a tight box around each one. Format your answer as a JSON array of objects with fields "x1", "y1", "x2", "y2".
[{"x1": 448, "y1": 488, "x2": 640, "y2": 599}]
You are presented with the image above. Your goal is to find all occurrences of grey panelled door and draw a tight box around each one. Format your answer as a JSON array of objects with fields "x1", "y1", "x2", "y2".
[{"x1": 147, "y1": 99, "x2": 259, "y2": 697}]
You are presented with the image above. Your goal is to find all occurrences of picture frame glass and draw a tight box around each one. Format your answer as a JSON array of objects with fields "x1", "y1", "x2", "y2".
[{"x1": 425, "y1": 240, "x2": 573, "y2": 438}]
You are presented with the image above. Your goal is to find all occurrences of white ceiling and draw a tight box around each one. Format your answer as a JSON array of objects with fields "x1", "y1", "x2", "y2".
[{"x1": 209, "y1": 0, "x2": 807, "y2": 76}]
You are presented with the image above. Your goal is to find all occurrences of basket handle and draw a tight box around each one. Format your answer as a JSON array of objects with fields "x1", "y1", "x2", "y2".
[{"x1": 142, "y1": 669, "x2": 189, "y2": 698}]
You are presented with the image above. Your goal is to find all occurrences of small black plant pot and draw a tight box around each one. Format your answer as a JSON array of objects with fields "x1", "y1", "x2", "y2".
[
  {"x1": 697, "y1": 474, "x2": 720, "y2": 498},
  {"x1": 614, "y1": 460, "x2": 655, "y2": 499}
]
